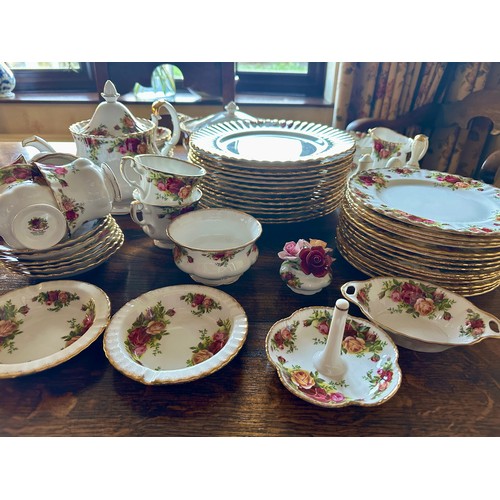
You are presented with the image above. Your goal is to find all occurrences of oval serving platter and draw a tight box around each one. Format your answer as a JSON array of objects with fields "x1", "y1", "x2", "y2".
[
  {"x1": 341, "y1": 277, "x2": 500, "y2": 352},
  {"x1": 265, "y1": 306, "x2": 402, "y2": 408},
  {"x1": 103, "y1": 284, "x2": 248, "y2": 385},
  {"x1": 0, "y1": 280, "x2": 111, "y2": 378}
]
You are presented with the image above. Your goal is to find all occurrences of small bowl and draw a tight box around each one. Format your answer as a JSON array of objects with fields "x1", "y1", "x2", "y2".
[
  {"x1": 0, "y1": 280, "x2": 110, "y2": 378},
  {"x1": 103, "y1": 284, "x2": 248, "y2": 384},
  {"x1": 341, "y1": 276, "x2": 500, "y2": 352},
  {"x1": 265, "y1": 306, "x2": 402, "y2": 408},
  {"x1": 167, "y1": 208, "x2": 262, "y2": 285}
]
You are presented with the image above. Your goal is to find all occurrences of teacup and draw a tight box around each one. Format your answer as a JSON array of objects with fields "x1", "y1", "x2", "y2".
[
  {"x1": 0, "y1": 180, "x2": 68, "y2": 250},
  {"x1": 167, "y1": 208, "x2": 262, "y2": 285},
  {"x1": 369, "y1": 127, "x2": 428, "y2": 168},
  {"x1": 35, "y1": 158, "x2": 121, "y2": 235},
  {"x1": 120, "y1": 154, "x2": 206, "y2": 206},
  {"x1": 130, "y1": 188, "x2": 202, "y2": 248}
]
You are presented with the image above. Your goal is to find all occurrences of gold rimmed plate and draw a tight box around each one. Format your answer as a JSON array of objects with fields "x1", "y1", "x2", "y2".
[
  {"x1": 103, "y1": 285, "x2": 248, "y2": 385},
  {"x1": 0, "y1": 280, "x2": 111, "y2": 378}
]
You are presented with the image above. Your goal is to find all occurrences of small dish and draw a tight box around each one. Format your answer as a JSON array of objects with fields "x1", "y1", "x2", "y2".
[
  {"x1": 265, "y1": 306, "x2": 402, "y2": 408},
  {"x1": 103, "y1": 285, "x2": 248, "y2": 385},
  {"x1": 341, "y1": 276, "x2": 500, "y2": 352},
  {"x1": 167, "y1": 208, "x2": 262, "y2": 285},
  {"x1": 0, "y1": 280, "x2": 111, "y2": 378}
]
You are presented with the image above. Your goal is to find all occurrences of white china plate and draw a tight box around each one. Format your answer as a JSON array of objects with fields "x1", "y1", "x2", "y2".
[
  {"x1": 266, "y1": 307, "x2": 402, "y2": 408},
  {"x1": 341, "y1": 277, "x2": 500, "y2": 352},
  {"x1": 103, "y1": 285, "x2": 248, "y2": 384},
  {"x1": 0, "y1": 280, "x2": 111, "y2": 378},
  {"x1": 351, "y1": 168, "x2": 500, "y2": 234},
  {"x1": 190, "y1": 120, "x2": 355, "y2": 165}
]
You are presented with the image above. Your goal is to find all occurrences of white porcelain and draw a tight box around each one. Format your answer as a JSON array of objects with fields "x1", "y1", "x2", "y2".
[
  {"x1": 130, "y1": 187, "x2": 202, "y2": 248},
  {"x1": 11, "y1": 204, "x2": 68, "y2": 250},
  {"x1": 265, "y1": 306, "x2": 402, "y2": 408},
  {"x1": 341, "y1": 277, "x2": 500, "y2": 352},
  {"x1": 167, "y1": 208, "x2": 262, "y2": 285},
  {"x1": 120, "y1": 154, "x2": 205, "y2": 206},
  {"x1": 22, "y1": 81, "x2": 181, "y2": 206},
  {"x1": 351, "y1": 167, "x2": 500, "y2": 235},
  {"x1": 0, "y1": 181, "x2": 68, "y2": 250},
  {"x1": 35, "y1": 158, "x2": 121, "y2": 235},
  {"x1": 312, "y1": 299, "x2": 349, "y2": 378},
  {"x1": 103, "y1": 284, "x2": 248, "y2": 385},
  {"x1": 0, "y1": 280, "x2": 110, "y2": 378},
  {"x1": 369, "y1": 127, "x2": 428, "y2": 169},
  {"x1": 0, "y1": 157, "x2": 43, "y2": 195},
  {"x1": 279, "y1": 261, "x2": 332, "y2": 295}
]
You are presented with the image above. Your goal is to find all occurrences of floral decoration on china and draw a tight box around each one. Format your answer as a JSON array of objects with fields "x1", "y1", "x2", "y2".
[{"x1": 278, "y1": 238, "x2": 334, "y2": 278}]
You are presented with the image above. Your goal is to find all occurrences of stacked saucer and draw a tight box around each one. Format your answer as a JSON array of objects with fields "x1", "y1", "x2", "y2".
[
  {"x1": 0, "y1": 215, "x2": 124, "y2": 279},
  {"x1": 336, "y1": 167, "x2": 500, "y2": 296},
  {"x1": 187, "y1": 119, "x2": 356, "y2": 223}
]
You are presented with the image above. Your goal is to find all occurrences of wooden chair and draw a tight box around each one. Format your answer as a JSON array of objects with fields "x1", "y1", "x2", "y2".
[{"x1": 346, "y1": 89, "x2": 500, "y2": 186}]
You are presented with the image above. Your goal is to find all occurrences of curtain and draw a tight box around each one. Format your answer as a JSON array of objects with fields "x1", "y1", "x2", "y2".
[{"x1": 332, "y1": 62, "x2": 496, "y2": 178}]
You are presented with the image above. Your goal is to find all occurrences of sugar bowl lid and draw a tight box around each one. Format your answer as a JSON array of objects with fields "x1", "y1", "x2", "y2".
[
  {"x1": 77, "y1": 80, "x2": 154, "y2": 137},
  {"x1": 180, "y1": 101, "x2": 258, "y2": 134}
]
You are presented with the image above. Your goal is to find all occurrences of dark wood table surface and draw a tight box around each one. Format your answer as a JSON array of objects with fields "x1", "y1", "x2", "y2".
[{"x1": 0, "y1": 142, "x2": 499, "y2": 437}]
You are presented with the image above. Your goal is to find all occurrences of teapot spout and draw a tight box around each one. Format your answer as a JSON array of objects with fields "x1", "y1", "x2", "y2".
[{"x1": 22, "y1": 135, "x2": 56, "y2": 153}]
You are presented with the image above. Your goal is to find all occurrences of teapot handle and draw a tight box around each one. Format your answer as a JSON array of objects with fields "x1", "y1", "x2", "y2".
[{"x1": 151, "y1": 99, "x2": 181, "y2": 155}]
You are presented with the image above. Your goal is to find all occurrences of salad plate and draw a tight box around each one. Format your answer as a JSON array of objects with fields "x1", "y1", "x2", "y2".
[
  {"x1": 190, "y1": 119, "x2": 355, "y2": 165},
  {"x1": 265, "y1": 306, "x2": 402, "y2": 408},
  {"x1": 0, "y1": 280, "x2": 110, "y2": 378},
  {"x1": 103, "y1": 285, "x2": 248, "y2": 384},
  {"x1": 341, "y1": 277, "x2": 500, "y2": 352},
  {"x1": 351, "y1": 168, "x2": 500, "y2": 235}
]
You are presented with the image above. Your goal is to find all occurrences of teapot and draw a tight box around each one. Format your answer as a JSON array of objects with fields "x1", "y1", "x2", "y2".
[{"x1": 23, "y1": 80, "x2": 181, "y2": 213}]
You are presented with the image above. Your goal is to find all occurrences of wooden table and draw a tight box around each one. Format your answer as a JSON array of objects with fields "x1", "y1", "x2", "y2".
[{"x1": 0, "y1": 142, "x2": 499, "y2": 437}]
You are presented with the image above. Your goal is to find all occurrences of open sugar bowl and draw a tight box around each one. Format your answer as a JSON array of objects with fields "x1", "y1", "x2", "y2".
[
  {"x1": 167, "y1": 208, "x2": 262, "y2": 286},
  {"x1": 341, "y1": 276, "x2": 500, "y2": 352}
]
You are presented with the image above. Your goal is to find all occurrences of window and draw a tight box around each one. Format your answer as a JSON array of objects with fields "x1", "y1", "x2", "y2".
[
  {"x1": 6, "y1": 62, "x2": 97, "y2": 92},
  {"x1": 6, "y1": 62, "x2": 328, "y2": 99},
  {"x1": 235, "y1": 62, "x2": 326, "y2": 97}
]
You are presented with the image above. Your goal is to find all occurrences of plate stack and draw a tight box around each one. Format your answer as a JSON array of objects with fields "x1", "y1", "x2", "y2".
[
  {"x1": 336, "y1": 167, "x2": 500, "y2": 296},
  {"x1": 187, "y1": 119, "x2": 356, "y2": 223},
  {"x1": 0, "y1": 215, "x2": 123, "y2": 279}
]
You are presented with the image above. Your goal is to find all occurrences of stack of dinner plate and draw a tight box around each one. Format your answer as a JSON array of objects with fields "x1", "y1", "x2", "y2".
[
  {"x1": 187, "y1": 119, "x2": 356, "y2": 223},
  {"x1": 0, "y1": 215, "x2": 124, "y2": 279},
  {"x1": 336, "y1": 167, "x2": 500, "y2": 296}
]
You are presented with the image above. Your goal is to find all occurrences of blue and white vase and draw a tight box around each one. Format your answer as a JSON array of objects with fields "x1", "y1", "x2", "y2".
[{"x1": 0, "y1": 62, "x2": 16, "y2": 99}]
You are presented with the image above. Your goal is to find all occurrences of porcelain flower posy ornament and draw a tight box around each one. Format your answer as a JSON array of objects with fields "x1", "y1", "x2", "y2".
[{"x1": 279, "y1": 238, "x2": 334, "y2": 295}]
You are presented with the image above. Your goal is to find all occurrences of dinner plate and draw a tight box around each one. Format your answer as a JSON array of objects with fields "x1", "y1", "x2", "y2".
[
  {"x1": 265, "y1": 306, "x2": 402, "y2": 408},
  {"x1": 103, "y1": 285, "x2": 248, "y2": 384},
  {"x1": 190, "y1": 119, "x2": 355, "y2": 165},
  {"x1": 351, "y1": 168, "x2": 500, "y2": 235},
  {"x1": 341, "y1": 277, "x2": 500, "y2": 352},
  {"x1": 0, "y1": 280, "x2": 111, "y2": 378}
]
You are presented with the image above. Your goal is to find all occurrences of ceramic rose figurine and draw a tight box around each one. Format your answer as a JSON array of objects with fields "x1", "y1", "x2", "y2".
[{"x1": 278, "y1": 238, "x2": 334, "y2": 295}]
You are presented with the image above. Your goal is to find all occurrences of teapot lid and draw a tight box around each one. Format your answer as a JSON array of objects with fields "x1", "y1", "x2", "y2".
[
  {"x1": 180, "y1": 101, "x2": 258, "y2": 134},
  {"x1": 78, "y1": 80, "x2": 153, "y2": 137}
]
